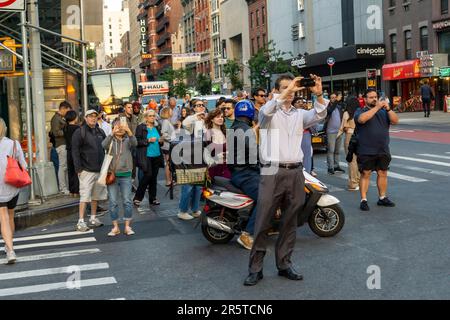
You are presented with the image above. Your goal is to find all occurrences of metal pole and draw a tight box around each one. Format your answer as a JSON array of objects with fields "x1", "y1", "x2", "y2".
[
  {"x1": 80, "y1": 0, "x2": 88, "y2": 114},
  {"x1": 21, "y1": 10, "x2": 35, "y2": 201},
  {"x1": 29, "y1": 1, "x2": 47, "y2": 163},
  {"x1": 330, "y1": 66, "x2": 334, "y2": 93}
]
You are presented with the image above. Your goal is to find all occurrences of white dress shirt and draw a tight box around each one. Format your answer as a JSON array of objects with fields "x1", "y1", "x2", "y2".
[
  {"x1": 259, "y1": 95, "x2": 328, "y2": 164},
  {"x1": 99, "y1": 120, "x2": 112, "y2": 136}
]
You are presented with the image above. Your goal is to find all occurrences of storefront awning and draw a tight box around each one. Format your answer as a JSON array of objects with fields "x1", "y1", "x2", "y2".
[{"x1": 382, "y1": 60, "x2": 421, "y2": 81}]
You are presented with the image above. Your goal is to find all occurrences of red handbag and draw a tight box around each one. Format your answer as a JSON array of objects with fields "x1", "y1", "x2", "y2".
[{"x1": 4, "y1": 141, "x2": 32, "y2": 188}]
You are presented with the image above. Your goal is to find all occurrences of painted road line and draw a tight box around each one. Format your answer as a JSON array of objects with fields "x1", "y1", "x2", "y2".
[
  {"x1": 391, "y1": 155, "x2": 450, "y2": 168},
  {"x1": 0, "y1": 277, "x2": 117, "y2": 297},
  {"x1": 418, "y1": 154, "x2": 450, "y2": 160},
  {"x1": 0, "y1": 230, "x2": 94, "y2": 244},
  {"x1": 0, "y1": 249, "x2": 101, "y2": 265},
  {"x1": 389, "y1": 163, "x2": 450, "y2": 177},
  {"x1": 0, "y1": 237, "x2": 97, "y2": 252},
  {"x1": 338, "y1": 162, "x2": 427, "y2": 182},
  {"x1": 0, "y1": 263, "x2": 109, "y2": 281}
]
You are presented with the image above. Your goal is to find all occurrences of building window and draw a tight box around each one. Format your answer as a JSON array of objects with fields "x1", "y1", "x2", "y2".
[
  {"x1": 405, "y1": 30, "x2": 412, "y2": 60},
  {"x1": 262, "y1": 7, "x2": 265, "y2": 25},
  {"x1": 250, "y1": 12, "x2": 253, "y2": 28},
  {"x1": 389, "y1": 0, "x2": 396, "y2": 6},
  {"x1": 442, "y1": 0, "x2": 448, "y2": 14},
  {"x1": 251, "y1": 38, "x2": 255, "y2": 56},
  {"x1": 391, "y1": 34, "x2": 397, "y2": 62},
  {"x1": 257, "y1": 36, "x2": 260, "y2": 50},
  {"x1": 256, "y1": 9, "x2": 260, "y2": 27},
  {"x1": 420, "y1": 27, "x2": 429, "y2": 51}
]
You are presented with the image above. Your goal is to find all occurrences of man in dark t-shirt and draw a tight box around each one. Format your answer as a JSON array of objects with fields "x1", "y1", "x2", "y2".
[{"x1": 354, "y1": 89, "x2": 399, "y2": 212}]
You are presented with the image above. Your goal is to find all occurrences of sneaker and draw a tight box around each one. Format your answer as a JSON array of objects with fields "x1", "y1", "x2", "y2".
[
  {"x1": 76, "y1": 220, "x2": 90, "y2": 232},
  {"x1": 328, "y1": 168, "x2": 335, "y2": 175},
  {"x1": 311, "y1": 170, "x2": 318, "y2": 177},
  {"x1": 334, "y1": 167, "x2": 346, "y2": 173},
  {"x1": 89, "y1": 217, "x2": 104, "y2": 228},
  {"x1": 177, "y1": 212, "x2": 194, "y2": 221},
  {"x1": 6, "y1": 250, "x2": 16, "y2": 265},
  {"x1": 237, "y1": 232, "x2": 254, "y2": 250},
  {"x1": 360, "y1": 200, "x2": 370, "y2": 211},
  {"x1": 133, "y1": 200, "x2": 141, "y2": 207},
  {"x1": 192, "y1": 211, "x2": 202, "y2": 218},
  {"x1": 377, "y1": 197, "x2": 396, "y2": 207},
  {"x1": 348, "y1": 186, "x2": 360, "y2": 191},
  {"x1": 61, "y1": 190, "x2": 70, "y2": 196}
]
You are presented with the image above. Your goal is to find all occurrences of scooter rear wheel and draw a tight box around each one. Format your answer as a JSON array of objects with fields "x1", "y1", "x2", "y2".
[
  {"x1": 201, "y1": 210, "x2": 236, "y2": 244},
  {"x1": 309, "y1": 204, "x2": 345, "y2": 237}
]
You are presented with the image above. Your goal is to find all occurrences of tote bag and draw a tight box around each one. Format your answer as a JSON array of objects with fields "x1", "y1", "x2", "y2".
[
  {"x1": 97, "y1": 143, "x2": 114, "y2": 186},
  {"x1": 4, "y1": 140, "x2": 32, "y2": 188}
]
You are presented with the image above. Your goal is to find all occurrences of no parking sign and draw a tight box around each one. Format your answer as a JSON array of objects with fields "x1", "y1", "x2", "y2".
[{"x1": 0, "y1": 0, "x2": 25, "y2": 11}]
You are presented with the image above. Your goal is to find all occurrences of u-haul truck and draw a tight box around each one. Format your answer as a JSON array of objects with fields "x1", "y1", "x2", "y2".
[{"x1": 138, "y1": 81, "x2": 169, "y2": 109}]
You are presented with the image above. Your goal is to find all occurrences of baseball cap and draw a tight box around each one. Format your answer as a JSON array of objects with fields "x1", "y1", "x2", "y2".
[{"x1": 85, "y1": 109, "x2": 99, "y2": 117}]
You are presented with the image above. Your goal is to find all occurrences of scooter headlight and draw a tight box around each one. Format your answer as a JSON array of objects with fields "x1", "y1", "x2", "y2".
[{"x1": 202, "y1": 188, "x2": 213, "y2": 199}]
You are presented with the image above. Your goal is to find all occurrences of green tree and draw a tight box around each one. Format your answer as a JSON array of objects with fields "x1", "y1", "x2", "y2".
[
  {"x1": 160, "y1": 68, "x2": 190, "y2": 97},
  {"x1": 196, "y1": 73, "x2": 212, "y2": 95},
  {"x1": 223, "y1": 59, "x2": 244, "y2": 91},
  {"x1": 248, "y1": 41, "x2": 295, "y2": 89}
]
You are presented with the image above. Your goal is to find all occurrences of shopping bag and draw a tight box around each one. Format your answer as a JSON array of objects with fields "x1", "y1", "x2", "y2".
[
  {"x1": 4, "y1": 141, "x2": 32, "y2": 188},
  {"x1": 97, "y1": 144, "x2": 114, "y2": 186}
]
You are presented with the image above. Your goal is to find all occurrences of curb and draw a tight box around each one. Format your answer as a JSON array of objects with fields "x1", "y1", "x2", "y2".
[{"x1": 14, "y1": 201, "x2": 79, "y2": 231}]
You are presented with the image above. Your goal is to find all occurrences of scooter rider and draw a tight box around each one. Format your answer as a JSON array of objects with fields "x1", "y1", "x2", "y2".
[{"x1": 228, "y1": 100, "x2": 260, "y2": 250}]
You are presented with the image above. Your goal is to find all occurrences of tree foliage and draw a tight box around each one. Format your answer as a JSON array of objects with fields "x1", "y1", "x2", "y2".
[
  {"x1": 196, "y1": 73, "x2": 212, "y2": 95},
  {"x1": 160, "y1": 68, "x2": 190, "y2": 97},
  {"x1": 223, "y1": 59, "x2": 244, "y2": 91},
  {"x1": 248, "y1": 41, "x2": 295, "y2": 89}
]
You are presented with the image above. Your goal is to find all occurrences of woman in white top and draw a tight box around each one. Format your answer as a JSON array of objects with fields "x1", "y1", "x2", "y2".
[
  {"x1": 160, "y1": 107, "x2": 176, "y2": 187},
  {"x1": 0, "y1": 118, "x2": 27, "y2": 264}
]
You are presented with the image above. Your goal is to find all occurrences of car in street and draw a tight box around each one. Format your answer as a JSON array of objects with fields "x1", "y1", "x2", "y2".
[{"x1": 312, "y1": 121, "x2": 327, "y2": 152}]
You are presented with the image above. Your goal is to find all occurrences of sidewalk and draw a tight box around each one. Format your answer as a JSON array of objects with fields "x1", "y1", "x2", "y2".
[{"x1": 397, "y1": 110, "x2": 450, "y2": 125}]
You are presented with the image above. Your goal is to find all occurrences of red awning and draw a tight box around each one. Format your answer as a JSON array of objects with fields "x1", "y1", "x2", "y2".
[{"x1": 382, "y1": 60, "x2": 421, "y2": 81}]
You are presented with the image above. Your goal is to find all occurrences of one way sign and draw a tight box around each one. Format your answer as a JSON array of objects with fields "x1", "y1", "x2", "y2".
[{"x1": 0, "y1": 0, "x2": 25, "y2": 11}]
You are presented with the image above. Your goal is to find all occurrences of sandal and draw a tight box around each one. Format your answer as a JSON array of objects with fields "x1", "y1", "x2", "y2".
[
  {"x1": 108, "y1": 229, "x2": 121, "y2": 237},
  {"x1": 124, "y1": 228, "x2": 135, "y2": 236}
]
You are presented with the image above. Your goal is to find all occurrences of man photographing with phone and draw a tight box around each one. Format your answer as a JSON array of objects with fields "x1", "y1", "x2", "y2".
[
  {"x1": 355, "y1": 89, "x2": 399, "y2": 212},
  {"x1": 244, "y1": 74, "x2": 328, "y2": 286}
]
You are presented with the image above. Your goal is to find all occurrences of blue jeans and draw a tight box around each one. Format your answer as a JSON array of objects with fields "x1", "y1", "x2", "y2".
[
  {"x1": 327, "y1": 133, "x2": 343, "y2": 169},
  {"x1": 301, "y1": 132, "x2": 313, "y2": 173},
  {"x1": 231, "y1": 169, "x2": 260, "y2": 235},
  {"x1": 107, "y1": 176, "x2": 133, "y2": 222},
  {"x1": 179, "y1": 184, "x2": 202, "y2": 213}
]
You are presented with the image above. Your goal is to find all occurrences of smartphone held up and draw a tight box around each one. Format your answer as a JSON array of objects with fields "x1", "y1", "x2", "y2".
[{"x1": 297, "y1": 78, "x2": 316, "y2": 88}]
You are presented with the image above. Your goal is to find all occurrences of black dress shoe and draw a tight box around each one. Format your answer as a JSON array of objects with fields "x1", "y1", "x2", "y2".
[
  {"x1": 278, "y1": 268, "x2": 304, "y2": 281},
  {"x1": 243, "y1": 271, "x2": 263, "y2": 286}
]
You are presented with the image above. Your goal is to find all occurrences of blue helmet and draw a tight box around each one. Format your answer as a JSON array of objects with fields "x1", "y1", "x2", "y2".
[{"x1": 234, "y1": 100, "x2": 255, "y2": 120}]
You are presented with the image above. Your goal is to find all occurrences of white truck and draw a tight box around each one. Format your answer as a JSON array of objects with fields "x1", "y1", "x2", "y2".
[{"x1": 138, "y1": 81, "x2": 170, "y2": 109}]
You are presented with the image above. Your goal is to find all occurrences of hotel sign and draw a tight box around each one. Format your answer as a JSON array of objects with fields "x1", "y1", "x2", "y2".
[{"x1": 140, "y1": 19, "x2": 148, "y2": 55}]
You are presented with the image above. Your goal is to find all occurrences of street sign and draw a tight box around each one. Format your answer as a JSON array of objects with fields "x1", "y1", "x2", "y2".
[
  {"x1": 439, "y1": 66, "x2": 450, "y2": 78},
  {"x1": 0, "y1": 39, "x2": 17, "y2": 73},
  {"x1": 172, "y1": 53, "x2": 201, "y2": 64},
  {"x1": 0, "y1": 0, "x2": 25, "y2": 11},
  {"x1": 327, "y1": 57, "x2": 336, "y2": 67}
]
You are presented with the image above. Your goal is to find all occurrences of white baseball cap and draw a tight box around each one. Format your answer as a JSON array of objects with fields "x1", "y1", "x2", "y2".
[{"x1": 85, "y1": 109, "x2": 99, "y2": 117}]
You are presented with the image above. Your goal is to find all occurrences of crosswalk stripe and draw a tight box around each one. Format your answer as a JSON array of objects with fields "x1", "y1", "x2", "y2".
[
  {"x1": 392, "y1": 155, "x2": 450, "y2": 168},
  {"x1": 418, "y1": 153, "x2": 450, "y2": 160},
  {"x1": 337, "y1": 162, "x2": 427, "y2": 183},
  {"x1": 389, "y1": 163, "x2": 450, "y2": 177},
  {"x1": 0, "y1": 230, "x2": 94, "y2": 244},
  {"x1": 0, "y1": 249, "x2": 101, "y2": 265},
  {"x1": 0, "y1": 263, "x2": 109, "y2": 281},
  {"x1": 0, "y1": 277, "x2": 117, "y2": 297},
  {"x1": 0, "y1": 237, "x2": 97, "y2": 252}
]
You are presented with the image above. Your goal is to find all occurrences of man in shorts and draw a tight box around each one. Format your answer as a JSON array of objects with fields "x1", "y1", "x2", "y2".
[
  {"x1": 71, "y1": 109, "x2": 107, "y2": 231},
  {"x1": 354, "y1": 89, "x2": 399, "y2": 211}
]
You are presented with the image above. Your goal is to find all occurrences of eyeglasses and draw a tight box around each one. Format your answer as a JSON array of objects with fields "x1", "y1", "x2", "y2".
[
  {"x1": 195, "y1": 104, "x2": 205, "y2": 107},
  {"x1": 221, "y1": 107, "x2": 233, "y2": 110}
]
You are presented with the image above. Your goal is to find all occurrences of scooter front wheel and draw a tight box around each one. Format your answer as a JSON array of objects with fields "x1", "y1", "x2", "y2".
[
  {"x1": 309, "y1": 204, "x2": 345, "y2": 237},
  {"x1": 201, "y1": 210, "x2": 236, "y2": 244}
]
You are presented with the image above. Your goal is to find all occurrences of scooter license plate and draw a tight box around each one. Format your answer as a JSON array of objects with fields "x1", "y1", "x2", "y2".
[{"x1": 312, "y1": 137, "x2": 323, "y2": 143}]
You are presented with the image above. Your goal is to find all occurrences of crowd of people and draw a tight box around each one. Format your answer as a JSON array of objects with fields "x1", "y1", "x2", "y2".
[{"x1": 0, "y1": 74, "x2": 399, "y2": 275}]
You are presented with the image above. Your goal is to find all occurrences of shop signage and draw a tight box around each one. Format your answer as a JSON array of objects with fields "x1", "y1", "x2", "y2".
[
  {"x1": 439, "y1": 67, "x2": 450, "y2": 78},
  {"x1": 139, "y1": 81, "x2": 169, "y2": 95},
  {"x1": 172, "y1": 53, "x2": 201, "y2": 64},
  {"x1": 141, "y1": 53, "x2": 152, "y2": 59},
  {"x1": 356, "y1": 45, "x2": 386, "y2": 58},
  {"x1": 140, "y1": 19, "x2": 148, "y2": 55},
  {"x1": 382, "y1": 60, "x2": 421, "y2": 81},
  {"x1": 366, "y1": 69, "x2": 377, "y2": 89},
  {"x1": 433, "y1": 19, "x2": 450, "y2": 31},
  {"x1": 0, "y1": 0, "x2": 25, "y2": 11},
  {"x1": 291, "y1": 56, "x2": 307, "y2": 68},
  {"x1": 420, "y1": 54, "x2": 434, "y2": 77}
]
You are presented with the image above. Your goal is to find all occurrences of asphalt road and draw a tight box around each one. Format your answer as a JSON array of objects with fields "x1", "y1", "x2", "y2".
[{"x1": 0, "y1": 113, "x2": 449, "y2": 300}]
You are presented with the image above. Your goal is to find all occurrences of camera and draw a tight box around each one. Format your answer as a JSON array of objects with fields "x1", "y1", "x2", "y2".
[{"x1": 297, "y1": 78, "x2": 316, "y2": 88}]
